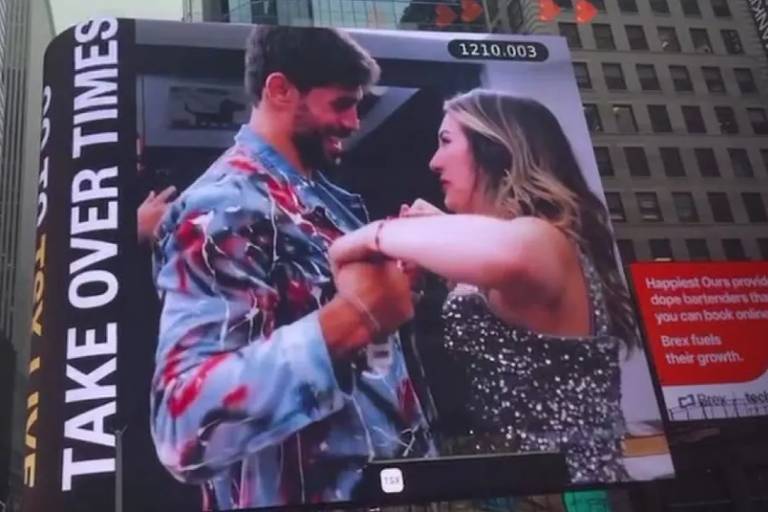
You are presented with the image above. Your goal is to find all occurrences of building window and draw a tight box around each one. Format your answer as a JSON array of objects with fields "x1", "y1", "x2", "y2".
[
  {"x1": 559, "y1": 23, "x2": 582, "y2": 49},
  {"x1": 682, "y1": 106, "x2": 707, "y2": 134},
  {"x1": 613, "y1": 104, "x2": 638, "y2": 133},
  {"x1": 658, "y1": 27, "x2": 681, "y2": 52},
  {"x1": 702, "y1": 67, "x2": 725, "y2": 93},
  {"x1": 648, "y1": 105, "x2": 673, "y2": 133},
  {"x1": 625, "y1": 147, "x2": 650, "y2": 176},
  {"x1": 626, "y1": 25, "x2": 649, "y2": 50},
  {"x1": 682, "y1": 0, "x2": 701, "y2": 16},
  {"x1": 690, "y1": 28, "x2": 713, "y2": 53},
  {"x1": 617, "y1": 239, "x2": 637, "y2": 265},
  {"x1": 708, "y1": 192, "x2": 734, "y2": 222},
  {"x1": 583, "y1": 104, "x2": 603, "y2": 132},
  {"x1": 650, "y1": 239, "x2": 674, "y2": 261},
  {"x1": 723, "y1": 239, "x2": 747, "y2": 261},
  {"x1": 605, "y1": 192, "x2": 627, "y2": 222},
  {"x1": 758, "y1": 238, "x2": 768, "y2": 260},
  {"x1": 735, "y1": 68, "x2": 757, "y2": 94},
  {"x1": 748, "y1": 108, "x2": 768, "y2": 135},
  {"x1": 742, "y1": 193, "x2": 768, "y2": 223},
  {"x1": 650, "y1": 0, "x2": 669, "y2": 14},
  {"x1": 636, "y1": 64, "x2": 660, "y2": 90},
  {"x1": 660, "y1": 147, "x2": 685, "y2": 177},
  {"x1": 603, "y1": 63, "x2": 626, "y2": 90},
  {"x1": 715, "y1": 106, "x2": 739, "y2": 134},
  {"x1": 696, "y1": 148, "x2": 719, "y2": 177},
  {"x1": 670, "y1": 66, "x2": 693, "y2": 92},
  {"x1": 594, "y1": 147, "x2": 614, "y2": 176},
  {"x1": 686, "y1": 239, "x2": 710, "y2": 261},
  {"x1": 593, "y1": 24, "x2": 616, "y2": 50},
  {"x1": 711, "y1": 0, "x2": 731, "y2": 17},
  {"x1": 721, "y1": 30, "x2": 743, "y2": 54},
  {"x1": 673, "y1": 192, "x2": 699, "y2": 222},
  {"x1": 637, "y1": 192, "x2": 663, "y2": 221},
  {"x1": 573, "y1": 62, "x2": 591, "y2": 89},
  {"x1": 762, "y1": 149, "x2": 768, "y2": 175},
  {"x1": 591, "y1": 0, "x2": 606, "y2": 11},
  {"x1": 729, "y1": 148, "x2": 754, "y2": 178},
  {"x1": 618, "y1": 0, "x2": 638, "y2": 13}
]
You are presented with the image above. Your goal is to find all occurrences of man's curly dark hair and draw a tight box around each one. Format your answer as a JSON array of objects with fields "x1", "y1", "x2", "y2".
[{"x1": 245, "y1": 26, "x2": 380, "y2": 105}]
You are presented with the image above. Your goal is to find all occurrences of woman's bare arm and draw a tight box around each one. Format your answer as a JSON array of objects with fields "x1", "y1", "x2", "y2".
[{"x1": 329, "y1": 214, "x2": 572, "y2": 308}]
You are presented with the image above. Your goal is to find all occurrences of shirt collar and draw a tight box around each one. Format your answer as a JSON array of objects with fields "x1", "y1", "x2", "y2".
[
  {"x1": 234, "y1": 124, "x2": 310, "y2": 186},
  {"x1": 233, "y1": 124, "x2": 368, "y2": 225}
]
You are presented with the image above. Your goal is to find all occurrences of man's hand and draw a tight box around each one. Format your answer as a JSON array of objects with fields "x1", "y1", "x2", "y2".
[
  {"x1": 320, "y1": 261, "x2": 414, "y2": 358},
  {"x1": 397, "y1": 199, "x2": 445, "y2": 288},
  {"x1": 137, "y1": 186, "x2": 176, "y2": 243},
  {"x1": 337, "y1": 260, "x2": 414, "y2": 332}
]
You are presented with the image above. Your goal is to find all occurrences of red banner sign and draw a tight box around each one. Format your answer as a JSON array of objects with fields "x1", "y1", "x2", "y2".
[{"x1": 631, "y1": 262, "x2": 768, "y2": 421}]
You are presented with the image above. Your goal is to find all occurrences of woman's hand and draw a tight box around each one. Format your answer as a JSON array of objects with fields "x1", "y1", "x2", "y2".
[
  {"x1": 137, "y1": 186, "x2": 176, "y2": 243},
  {"x1": 398, "y1": 199, "x2": 445, "y2": 288},
  {"x1": 401, "y1": 198, "x2": 445, "y2": 218}
]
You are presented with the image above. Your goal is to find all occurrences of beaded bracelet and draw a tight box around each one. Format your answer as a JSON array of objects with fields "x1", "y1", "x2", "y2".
[{"x1": 338, "y1": 291, "x2": 381, "y2": 340}]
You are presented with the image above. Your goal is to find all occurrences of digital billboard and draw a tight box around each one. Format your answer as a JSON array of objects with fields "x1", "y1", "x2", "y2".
[
  {"x1": 631, "y1": 261, "x2": 768, "y2": 422},
  {"x1": 24, "y1": 18, "x2": 673, "y2": 511}
]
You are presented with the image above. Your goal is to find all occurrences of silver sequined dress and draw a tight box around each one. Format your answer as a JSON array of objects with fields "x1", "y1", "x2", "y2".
[{"x1": 441, "y1": 252, "x2": 628, "y2": 483}]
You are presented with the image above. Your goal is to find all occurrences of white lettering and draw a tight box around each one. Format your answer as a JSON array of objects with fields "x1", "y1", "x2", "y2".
[
  {"x1": 61, "y1": 448, "x2": 114, "y2": 491},
  {"x1": 74, "y1": 18, "x2": 118, "y2": 44},
  {"x1": 66, "y1": 323, "x2": 117, "y2": 359},
  {"x1": 68, "y1": 270, "x2": 118, "y2": 309},
  {"x1": 74, "y1": 40, "x2": 117, "y2": 70},
  {"x1": 71, "y1": 167, "x2": 117, "y2": 203},
  {"x1": 65, "y1": 358, "x2": 116, "y2": 403}
]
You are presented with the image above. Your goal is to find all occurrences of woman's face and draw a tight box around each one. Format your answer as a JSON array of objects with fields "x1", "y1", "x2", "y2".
[{"x1": 429, "y1": 113, "x2": 480, "y2": 213}]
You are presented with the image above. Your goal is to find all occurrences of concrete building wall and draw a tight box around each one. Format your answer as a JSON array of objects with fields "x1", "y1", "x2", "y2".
[
  {"x1": 535, "y1": 0, "x2": 768, "y2": 263},
  {"x1": 0, "y1": 0, "x2": 54, "y2": 509}
]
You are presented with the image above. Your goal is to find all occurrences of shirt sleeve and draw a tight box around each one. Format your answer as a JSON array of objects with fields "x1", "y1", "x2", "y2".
[{"x1": 150, "y1": 173, "x2": 346, "y2": 483}]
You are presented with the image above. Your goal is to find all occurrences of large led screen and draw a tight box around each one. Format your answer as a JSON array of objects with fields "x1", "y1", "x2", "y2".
[{"x1": 23, "y1": 18, "x2": 673, "y2": 511}]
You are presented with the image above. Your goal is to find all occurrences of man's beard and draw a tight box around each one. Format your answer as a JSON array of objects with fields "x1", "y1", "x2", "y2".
[
  {"x1": 292, "y1": 129, "x2": 337, "y2": 171},
  {"x1": 292, "y1": 103, "x2": 350, "y2": 171}
]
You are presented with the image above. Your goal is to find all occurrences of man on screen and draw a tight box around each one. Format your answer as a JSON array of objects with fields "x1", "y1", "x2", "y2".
[{"x1": 150, "y1": 26, "x2": 433, "y2": 509}]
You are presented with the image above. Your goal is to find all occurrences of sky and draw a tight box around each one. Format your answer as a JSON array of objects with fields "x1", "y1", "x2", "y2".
[{"x1": 50, "y1": 0, "x2": 183, "y2": 33}]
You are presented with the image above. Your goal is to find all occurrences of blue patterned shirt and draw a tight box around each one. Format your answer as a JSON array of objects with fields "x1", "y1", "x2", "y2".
[{"x1": 151, "y1": 125, "x2": 434, "y2": 510}]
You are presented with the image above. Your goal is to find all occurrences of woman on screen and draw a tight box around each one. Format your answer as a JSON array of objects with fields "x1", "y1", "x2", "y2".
[{"x1": 329, "y1": 89, "x2": 635, "y2": 483}]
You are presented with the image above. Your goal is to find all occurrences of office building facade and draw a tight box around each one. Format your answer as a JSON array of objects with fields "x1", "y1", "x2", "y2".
[
  {"x1": 182, "y1": 0, "x2": 535, "y2": 32},
  {"x1": 545, "y1": 0, "x2": 768, "y2": 265},
  {"x1": 0, "y1": 0, "x2": 54, "y2": 510}
]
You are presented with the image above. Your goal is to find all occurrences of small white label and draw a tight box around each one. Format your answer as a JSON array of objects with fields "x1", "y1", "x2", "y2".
[{"x1": 379, "y1": 467, "x2": 404, "y2": 494}]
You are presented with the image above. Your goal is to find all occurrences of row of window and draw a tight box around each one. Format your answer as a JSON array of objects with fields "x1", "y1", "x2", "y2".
[
  {"x1": 595, "y1": 146, "x2": 768, "y2": 179},
  {"x1": 617, "y1": 237, "x2": 768, "y2": 264},
  {"x1": 574, "y1": 62, "x2": 758, "y2": 96},
  {"x1": 583, "y1": 103, "x2": 768, "y2": 135},
  {"x1": 556, "y1": 0, "x2": 732, "y2": 18},
  {"x1": 560, "y1": 22, "x2": 744, "y2": 54},
  {"x1": 605, "y1": 191, "x2": 768, "y2": 224}
]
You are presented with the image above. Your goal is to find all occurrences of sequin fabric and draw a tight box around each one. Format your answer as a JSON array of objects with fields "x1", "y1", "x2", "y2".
[{"x1": 441, "y1": 252, "x2": 628, "y2": 483}]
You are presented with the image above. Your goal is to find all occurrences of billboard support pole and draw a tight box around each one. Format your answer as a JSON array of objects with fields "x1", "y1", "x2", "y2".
[{"x1": 115, "y1": 426, "x2": 127, "y2": 512}]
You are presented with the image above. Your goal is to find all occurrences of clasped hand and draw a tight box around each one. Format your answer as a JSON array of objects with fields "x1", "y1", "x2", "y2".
[{"x1": 328, "y1": 199, "x2": 444, "y2": 337}]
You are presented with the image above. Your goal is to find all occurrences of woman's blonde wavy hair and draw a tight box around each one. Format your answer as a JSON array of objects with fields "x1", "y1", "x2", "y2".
[{"x1": 445, "y1": 89, "x2": 637, "y2": 349}]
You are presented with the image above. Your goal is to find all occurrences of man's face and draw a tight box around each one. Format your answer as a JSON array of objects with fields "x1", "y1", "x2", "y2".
[{"x1": 292, "y1": 85, "x2": 363, "y2": 170}]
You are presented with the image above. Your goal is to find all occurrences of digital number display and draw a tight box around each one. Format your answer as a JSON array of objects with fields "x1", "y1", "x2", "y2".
[{"x1": 448, "y1": 40, "x2": 549, "y2": 62}]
